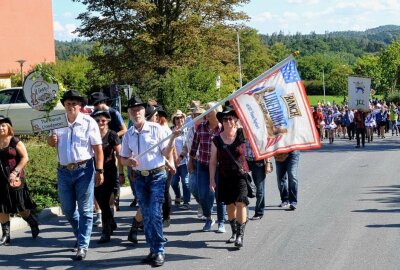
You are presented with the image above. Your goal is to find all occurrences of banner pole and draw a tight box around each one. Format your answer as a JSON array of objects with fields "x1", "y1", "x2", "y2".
[{"x1": 134, "y1": 54, "x2": 295, "y2": 160}]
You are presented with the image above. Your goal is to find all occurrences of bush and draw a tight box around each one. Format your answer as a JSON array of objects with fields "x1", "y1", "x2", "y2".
[
  {"x1": 22, "y1": 135, "x2": 59, "y2": 211},
  {"x1": 386, "y1": 91, "x2": 400, "y2": 105}
]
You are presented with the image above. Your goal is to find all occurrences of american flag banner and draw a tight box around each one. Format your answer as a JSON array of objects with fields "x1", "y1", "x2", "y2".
[{"x1": 231, "y1": 56, "x2": 320, "y2": 159}]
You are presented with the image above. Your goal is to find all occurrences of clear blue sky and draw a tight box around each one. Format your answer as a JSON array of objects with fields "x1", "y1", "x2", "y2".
[{"x1": 53, "y1": 0, "x2": 400, "y2": 41}]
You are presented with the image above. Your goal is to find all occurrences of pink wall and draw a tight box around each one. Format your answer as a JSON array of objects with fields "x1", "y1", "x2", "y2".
[{"x1": 0, "y1": 0, "x2": 55, "y2": 75}]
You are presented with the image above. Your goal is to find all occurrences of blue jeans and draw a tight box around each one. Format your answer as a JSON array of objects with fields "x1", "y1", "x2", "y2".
[
  {"x1": 134, "y1": 171, "x2": 167, "y2": 254},
  {"x1": 172, "y1": 164, "x2": 190, "y2": 204},
  {"x1": 127, "y1": 167, "x2": 137, "y2": 198},
  {"x1": 275, "y1": 151, "x2": 300, "y2": 206},
  {"x1": 197, "y1": 163, "x2": 226, "y2": 222},
  {"x1": 189, "y1": 160, "x2": 199, "y2": 202},
  {"x1": 57, "y1": 159, "x2": 95, "y2": 250},
  {"x1": 248, "y1": 161, "x2": 266, "y2": 216}
]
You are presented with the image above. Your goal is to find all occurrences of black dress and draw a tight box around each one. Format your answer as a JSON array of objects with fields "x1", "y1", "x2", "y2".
[
  {"x1": 0, "y1": 137, "x2": 36, "y2": 213},
  {"x1": 213, "y1": 128, "x2": 249, "y2": 206}
]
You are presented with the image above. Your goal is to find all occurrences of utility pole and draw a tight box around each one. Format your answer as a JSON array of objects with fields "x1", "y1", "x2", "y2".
[
  {"x1": 236, "y1": 29, "x2": 243, "y2": 88},
  {"x1": 16, "y1": 59, "x2": 26, "y2": 84}
]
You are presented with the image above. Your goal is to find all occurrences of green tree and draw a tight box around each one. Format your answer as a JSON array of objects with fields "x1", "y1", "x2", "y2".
[
  {"x1": 73, "y1": 0, "x2": 249, "y2": 88},
  {"x1": 379, "y1": 39, "x2": 400, "y2": 94},
  {"x1": 326, "y1": 64, "x2": 353, "y2": 97}
]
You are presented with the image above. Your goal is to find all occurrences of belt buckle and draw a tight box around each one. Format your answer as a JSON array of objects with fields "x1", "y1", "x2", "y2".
[
  {"x1": 67, "y1": 164, "x2": 77, "y2": 170},
  {"x1": 141, "y1": 170, "x2": 150, "y2": 177}
]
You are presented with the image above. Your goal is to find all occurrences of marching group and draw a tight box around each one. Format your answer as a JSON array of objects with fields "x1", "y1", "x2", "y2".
[
  {"x1": 312, "y1": 100, "x2": 400, "y2": 147},
  {"x1": 0, "y1": 90, "x2": 301, "y2": 267}
]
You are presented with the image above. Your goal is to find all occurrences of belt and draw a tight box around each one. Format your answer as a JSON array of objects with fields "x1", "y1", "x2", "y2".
[
  {"x1": 135, "y1": 165, "x2": 165, "y2": 177},
  {"x1": 246, "y1": 157, "x2": 264, "y2": 163},
  {"x1": 58, "y1": 159, "x2": 90, "y2": 170}
]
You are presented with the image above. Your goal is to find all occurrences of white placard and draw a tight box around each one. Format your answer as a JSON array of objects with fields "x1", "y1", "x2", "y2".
[
  {"x1": 23, "y1": 72, "x2": 59, "y2": 111},
  {"x1": 348, "y1": 76, "x2": 371, "y2": 111},
  {"x1": 31, "y1": 114, "x2": 68, "y2": 133}
]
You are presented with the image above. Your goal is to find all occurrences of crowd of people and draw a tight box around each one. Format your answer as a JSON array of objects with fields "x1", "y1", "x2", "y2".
[
  {"x1": 0, "y1": 90, "x2": 302, "y2": 267},
  {"x1": 312, "y1": 100, "x2": 400, "y2": 147}
]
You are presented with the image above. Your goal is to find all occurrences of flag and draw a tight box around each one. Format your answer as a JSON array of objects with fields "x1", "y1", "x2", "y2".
[
  {"x1": 348, "y1": 76, "x2": 371, "y2": 111},
  {"x1": 230, "y1": 57, "x2": 320, "y2": 159}
]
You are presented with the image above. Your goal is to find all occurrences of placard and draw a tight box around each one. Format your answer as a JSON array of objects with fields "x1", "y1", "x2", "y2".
[
  {"x1": 23, "y1": 72, "x2": 59, "y2": 111},
  {"x1": 31, "y1": 114, "x2": 68, "y2": 133}
]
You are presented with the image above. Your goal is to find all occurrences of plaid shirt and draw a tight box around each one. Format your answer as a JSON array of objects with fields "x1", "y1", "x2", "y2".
[{"x1": 190, "y1": 121, "x2": 222, "y2": 165}]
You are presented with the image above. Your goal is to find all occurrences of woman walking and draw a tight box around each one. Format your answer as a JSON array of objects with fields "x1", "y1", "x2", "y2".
[
  {"x1": 0, "y1": 116, "x2": 39, "y2": 245},
  {"x1": 91, "y1": 111, "x2": 122, "y2": 243},
  {"x1": 209, "y1": 106, "x2": 249, "y2": 249}
]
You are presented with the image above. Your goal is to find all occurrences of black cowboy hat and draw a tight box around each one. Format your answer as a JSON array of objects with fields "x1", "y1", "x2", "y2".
[
  {"x1": 216, "y1": 105, "x2": 238, "y2": 123},
  {"x1": 61, "y1": 90, "x2": 86, "y2": 106},
  {"x1": 91, "y1": 110, "x2": 111, "y2": 119},
  {"x1": 145, "y1": 105, "x2": 158, "y2": 121},
  {"x1": 155, "y1": 105, "x2": 167, "y2": 118},
  {"x1": 90, "y1": 92, "x2": 110, "y2": 106},
  {"x1": 127, "y1": 96, "x2": 147, "y2": 108},
  {"x1": 0, "y1": 115, "x2": 12, "y2": 126}
]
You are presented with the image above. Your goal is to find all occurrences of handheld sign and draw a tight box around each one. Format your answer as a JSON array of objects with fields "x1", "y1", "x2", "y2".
[
  {"x1": 23, "y1": 70, "x2": 67, "y2": 132},
  {"x1": 23, "y1": 72, "x2": 59, "y2": 111},
  {"x1": 31, "y1": 114, "x2": 68, "y2": 133},
  {"x1": 348, "y1": 76, "x2": 371, "y2": 111}
]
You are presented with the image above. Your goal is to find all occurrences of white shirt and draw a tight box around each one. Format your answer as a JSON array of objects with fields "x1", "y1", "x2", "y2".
[
  {"x1": 53, "y1": 113, "x2": 102, "y2": 165},
  {"x1": 120, "y1": 121, "x2": 169, "y2": 171}
]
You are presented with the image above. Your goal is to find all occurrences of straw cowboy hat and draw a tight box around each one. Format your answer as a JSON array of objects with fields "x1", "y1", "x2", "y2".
[{"x1": 171, "y1": 109, "x2": 186, "y2": 122}]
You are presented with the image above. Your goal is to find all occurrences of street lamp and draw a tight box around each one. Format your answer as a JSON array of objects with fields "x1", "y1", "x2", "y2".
[
  {"x1": 236, "y1": 29, "x2": 243, "y2": 88},
  {"x1": 16, "y1": 59, "x2": 26, "y2": 84},
  {"x1": 322, "y1": 67, "x2": 326, "y2": 104}
]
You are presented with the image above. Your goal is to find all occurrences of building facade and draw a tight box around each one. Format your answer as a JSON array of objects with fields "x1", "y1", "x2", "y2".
[{"x1": 0, "y1": 0, "x2": 55, "y2": 87}]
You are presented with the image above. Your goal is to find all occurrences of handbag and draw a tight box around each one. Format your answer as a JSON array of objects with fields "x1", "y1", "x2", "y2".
[{"x1": 222, "y1": 145, "x2": 256, "y2": 198}]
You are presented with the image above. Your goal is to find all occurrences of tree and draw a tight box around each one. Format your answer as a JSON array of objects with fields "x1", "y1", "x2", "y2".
[
  {"x1": 379, "y1": 39, "x2": 400, "y2": 94},
  {"x1": 73, "y1": 0, "x2": 249, "y2": 89},
  {"x1": 326, "y1": 64, "x2": 353, "y2": 97}
]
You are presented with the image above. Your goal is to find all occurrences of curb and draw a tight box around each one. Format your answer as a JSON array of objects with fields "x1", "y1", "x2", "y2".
[{"x1": 10, "y1": 186, "x2": 133, "y2": 232}]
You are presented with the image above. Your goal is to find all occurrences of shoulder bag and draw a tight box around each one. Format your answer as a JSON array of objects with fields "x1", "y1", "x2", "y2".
[{"x1": 222, "y1": 144, "x2": 256, "y2": 198}]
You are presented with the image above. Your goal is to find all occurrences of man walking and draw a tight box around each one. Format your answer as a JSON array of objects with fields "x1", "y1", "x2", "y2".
[
  {"x1": 120, "y1": 97, "x2": 176, "y2": 267},
  {"x1": 47, "y1": 90, "x2": 104, "y2": 260}
]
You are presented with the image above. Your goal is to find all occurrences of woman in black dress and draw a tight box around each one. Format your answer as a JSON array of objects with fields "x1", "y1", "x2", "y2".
[
  {"x1": 0, "y1": 116, "x2": 39, "y2": 245},
  {"x1": 91, "y1": 110, "x2": 122, "y2": 243},
  {"x1": 209, "y1": 107, "x2": 249, "y2": 249}
]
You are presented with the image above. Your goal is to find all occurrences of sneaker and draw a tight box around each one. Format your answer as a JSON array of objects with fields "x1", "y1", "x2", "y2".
[
  {"x1": 93, "y1": 213, "x2": 102, "y2": 227},
  {"x1": 197, "y1": 205, "x2": 204, "y2": 218},
  {"x1": 202, "y1": 219, "x2": 215, "y2": 232},
  {"x1": 174, "y1": 197, "x2": 181, "y2": 205},
  {"x1": 163, "y1": 218, "x2": 171, "y2": 228},
  {"x1": 279, "y1": 201, "x2": 289, "y2": 208},
  {"x1": 286, "y1": 203, "x2": 297, "y2": 211},
  {"x1": 216, "y1": 222, "x2": 226, "y2": 233},
  {"x1": 180, "y1": 203, "x2": 190, "y2": 210}
]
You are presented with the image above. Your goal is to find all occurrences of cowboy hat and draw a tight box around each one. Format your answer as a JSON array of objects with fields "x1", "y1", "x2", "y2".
[
  {"x1": 91, "y1": 110, "x2": 111, "y2": 119},
  {"x1": 155, "y1": 105, "x2": 167, "y2": 118},
  {"x1": 61, "y1": 90, "x2": 86, "y2": 106},
  {"x1": 127, "y1": 96, "x2": 147, "y2": 108},
  {"x1": 91, "y1": 92, "x2": 109, "y2": 106},
  {"x1": 171, "y1": 109, "x2": 186, "y2": 122},
  {"x1": 190, "y1": 106, "x2": 205, "y2": 115},
  {"x1": 145, "y1": 105, "x2": 158, "y2": 121},
  {"x1": 216, "y1": 105, "x2": 238, "y2": 123},
  {"x1": 0, "y1": 115, "x2": 12, "y2": 126}
]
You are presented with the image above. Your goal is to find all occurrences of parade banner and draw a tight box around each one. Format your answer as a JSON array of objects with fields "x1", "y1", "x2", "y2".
[
  {"x1": 230, "y1": 58, "x2": 320, "y2": 159},
  {"x1": 348, "y1": 76, "x2": 371, "y2": 111},
  {"x1": 23, "y1": 72, "x2": 59, "y2": 111}
]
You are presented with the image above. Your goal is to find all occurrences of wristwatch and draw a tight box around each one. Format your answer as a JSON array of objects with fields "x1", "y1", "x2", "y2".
[{"x1": 95, "y1": 169, "x2": 104, "y2": 174}]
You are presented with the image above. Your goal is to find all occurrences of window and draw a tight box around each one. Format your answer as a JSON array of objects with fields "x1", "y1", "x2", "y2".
[
  {"x1": 0, "y1": 90, "x2": 14, "y2": 104},
  {"x1": 14, "y1": 89, "x2": 27, "y2": 103}
]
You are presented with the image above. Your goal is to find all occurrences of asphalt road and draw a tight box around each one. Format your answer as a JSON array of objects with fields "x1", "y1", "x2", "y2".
[{"x1": 1, "y1": 135, "x2": 400, "y2": 270}]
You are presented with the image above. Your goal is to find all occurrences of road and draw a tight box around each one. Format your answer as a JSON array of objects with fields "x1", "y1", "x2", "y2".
[{"x1": 1, "y1": 136, "x2": 400, "y2": 270}]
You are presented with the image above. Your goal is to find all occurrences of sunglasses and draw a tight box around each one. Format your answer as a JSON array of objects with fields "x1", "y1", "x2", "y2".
[
  {"x1": 96, "y1": 119, "x2": 108, "y2": 123},
  {"x1": 222, "y1": 117, "x2": 235, "y2": 122}
]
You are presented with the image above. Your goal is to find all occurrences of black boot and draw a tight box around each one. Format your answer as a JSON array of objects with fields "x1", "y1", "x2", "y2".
[
  {"x1": 235, "y1": 221, "x2": 247, "y2": 249},
  {"x1": 127, "y1": 218, "x2": 140, "y2": 243},
  {"x1": 226, "y1": 219, "x2": 237, "y2": 243},
  {"x1": 98, "y1": 220, "x2": 111, "y2": 244},
  {"x1": 110, "y1": 218, "x2": 117, "y2": 235},
  {"x1": 23, "y1": 214, "x2": 39, "y2": 239},
  {"x1": 0, "y1": 222, "x2": 10, "y2": 246}
]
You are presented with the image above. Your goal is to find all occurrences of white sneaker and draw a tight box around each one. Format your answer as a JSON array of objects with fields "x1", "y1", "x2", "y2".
[
  {"x1": 93, "y1": 213, "x2": 102, "y2": 227},
  {"x1": 216, "y1": 222, "x2": 226, "y2": 233},
  {"x1": 197, "y1": 205, "x2": 204, "y2": 218},
  {"x1": 279, "y1": 201, "x2": 289, "y2": 208}
]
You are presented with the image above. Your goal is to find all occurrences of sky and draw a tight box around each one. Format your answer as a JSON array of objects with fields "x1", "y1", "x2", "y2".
[{"x1": 53, "y1": 0, "x2": 400, "y2": 41}]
